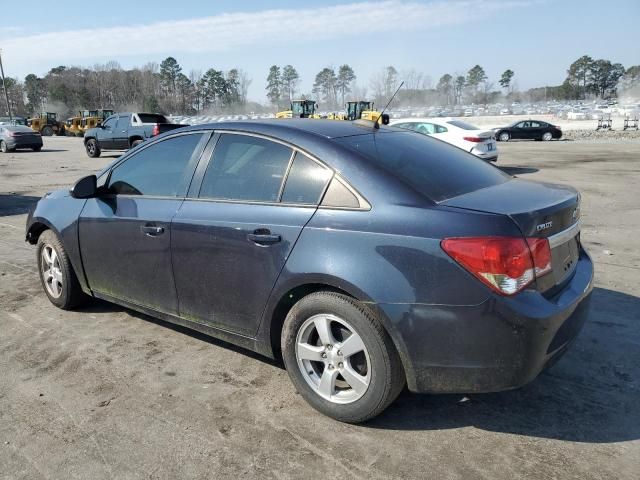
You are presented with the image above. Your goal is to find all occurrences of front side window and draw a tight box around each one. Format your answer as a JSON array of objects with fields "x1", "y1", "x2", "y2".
[
  {"x1": 199, "y1": 134, "x2": 292, "y2": 202},
  {"x1": 116, "y1": 115, "x2": 130, "y2": 130},
  {"x1": 108, "y1": 133, "x2": 204, "y2": 196},
  {"x1": 281, "y1": 152, "x2": 332, "y2": 204},
  {"x1": 102, "y1": 117, "x2": 116, "y2": 129}
]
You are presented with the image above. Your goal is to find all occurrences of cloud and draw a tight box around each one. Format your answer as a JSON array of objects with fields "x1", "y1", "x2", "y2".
[{"x1": 2, "y1": 0, "x2": 529, "y2": 74}]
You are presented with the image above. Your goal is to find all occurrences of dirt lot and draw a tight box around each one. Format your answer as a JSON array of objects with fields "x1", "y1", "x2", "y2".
[{"x1": 1, "y1": 137, "x2": 638, "y2": 479}]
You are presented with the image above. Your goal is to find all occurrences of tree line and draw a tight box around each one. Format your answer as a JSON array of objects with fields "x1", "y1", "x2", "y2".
[{"x1": 1, "y1": 55, "x2": 638, "y2": 119}]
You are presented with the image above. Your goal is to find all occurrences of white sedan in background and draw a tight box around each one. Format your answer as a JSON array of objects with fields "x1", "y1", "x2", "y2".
[{"x1": 390, "y1": 118, "x2": 498, "y2": 162}]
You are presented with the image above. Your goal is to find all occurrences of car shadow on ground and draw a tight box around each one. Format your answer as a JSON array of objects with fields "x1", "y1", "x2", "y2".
[
  {"x1": 498, "y1": 165, "x2": 539, "y2": 175},
  {"x1": 0, "y1": 194, "x2": 41, "y2": 216},
  {"x1": 367, "y1": 286, "x2": 639, "y2": 443},
  {"x1": 4, "y1": 149, "x2": 69, "y2": 153},
  {"x1": 77, "y1": 286, "x2": 639, "y2": 443},
  {"x1": 81, "y1": 299, "x2": 283, "y2": 367}
]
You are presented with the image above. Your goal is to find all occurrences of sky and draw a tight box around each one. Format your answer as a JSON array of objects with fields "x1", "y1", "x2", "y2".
[{"x1": 1, "y1": 0, "x2": 638, "y2": 102}]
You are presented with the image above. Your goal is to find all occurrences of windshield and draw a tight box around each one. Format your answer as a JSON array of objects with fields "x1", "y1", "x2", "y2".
[
  {"x1": 447, "y1": 120, "x2": 479, "y2": 130},
  {"x1": 336, "y1": 132, "x2": 509, "y2": 202}
]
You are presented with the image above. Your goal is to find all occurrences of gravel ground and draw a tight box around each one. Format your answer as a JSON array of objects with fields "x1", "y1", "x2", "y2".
[{"x1": 0, "y1": 137, "x2": 638, "y2": 479}]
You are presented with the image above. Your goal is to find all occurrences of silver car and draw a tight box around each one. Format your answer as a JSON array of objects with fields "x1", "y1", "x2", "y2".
[{"x1": 0, "y1": 125, "x2": 43, "y2": 153}]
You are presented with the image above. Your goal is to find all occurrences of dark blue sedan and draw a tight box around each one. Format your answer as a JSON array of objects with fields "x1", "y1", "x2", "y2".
[{"x1": 26, "y1": 120, "x2": 593, "y2": 422}]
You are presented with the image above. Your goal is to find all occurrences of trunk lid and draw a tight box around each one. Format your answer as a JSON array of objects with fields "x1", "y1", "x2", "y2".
[{"x1": 441, "y1": 178, "x2": 581, "y2": 291}]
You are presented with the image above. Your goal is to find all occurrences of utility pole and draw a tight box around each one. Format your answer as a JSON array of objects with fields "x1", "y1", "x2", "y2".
[{"x1": 0, "y1": 49, "x2": 12, "y2": 120}]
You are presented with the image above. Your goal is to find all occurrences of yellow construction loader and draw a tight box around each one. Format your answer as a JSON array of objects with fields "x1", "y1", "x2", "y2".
[
  {"x1": 276, "y1": 100, "x2": 321, "y2": 119},
  {"x1": 79, "y1": 109, "x2": 114, "y2": 134},
  {"x1": 27, "y1": 112, "x2": 66, "y2": 136},
  {"x1": 65, "y1": 115, "x2": 84, "y2": 137}
]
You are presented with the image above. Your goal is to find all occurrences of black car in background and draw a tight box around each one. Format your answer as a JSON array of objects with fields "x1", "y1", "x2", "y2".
[
  {"x1": 0, "y1": 125, "x2": 43, "y2": 152},
  {"x1": 26, "y1": 120, "x2": 592, "y2": 422},
  {"x1": 494, "y1": 120, "x2": 562, "y2": 141}
]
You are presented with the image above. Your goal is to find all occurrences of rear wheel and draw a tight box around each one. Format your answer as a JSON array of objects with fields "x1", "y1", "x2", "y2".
[
  {"x1": 41, "y1": 126, "x2": 54, "y2": 136},
  {"x1": 131, "y1": 139, "x2": 143, "y2": 148},
  {"x1": 32, "y1": 146, "x2": 42, "y2": 152},
  {"x1": 282, "y1": 292, "x2": 405, "y2": 423},
  {"x1": 37, "y1": 230, "x2": 88, "y2": 310},
  {"x1": 85, "y1": 139, "x2": 101, "y2": 158},
  {"x1": 499, "y1": 132, "x2": 510, "y2": 142},
  {"x1": 542, "y1": 131, "x2": 553, "y2": 141}
]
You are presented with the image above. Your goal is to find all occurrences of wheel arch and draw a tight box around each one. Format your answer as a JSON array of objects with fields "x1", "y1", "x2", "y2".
[
  {"x1": 129, "y1": 136, "x2": 143, "y2": 146},
  {"x1": 261, "y1": 277, "x2": 410, "y2": 383}
]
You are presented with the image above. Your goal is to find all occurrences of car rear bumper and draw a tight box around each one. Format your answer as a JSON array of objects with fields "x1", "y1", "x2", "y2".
[
  {"x1": 5, "y1": 138, "x2": 43, "y2": 149},
  {"x1": 377, "y1": 248, "x2": 593, "y2": 394}
]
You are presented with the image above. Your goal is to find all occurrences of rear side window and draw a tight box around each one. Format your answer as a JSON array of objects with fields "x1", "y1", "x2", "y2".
[
  {"x1": 137, "y1": 114, "x2": 168, "y2": 123},
  {"x1": 199, "y1": 134, "x2": 292, "y2": 202},
  {"x1": 281, "y1": 153, "x2": 332, "y2": 204},
  {"x1": 447, "y1": 120, "x2": 478, "y2": 130},
  {"x1": 109, "y1": 133, "x2": 204, "y2": 196},
  {"x1": 336, "y1": 132, "x2": 508, "y2": 202}
]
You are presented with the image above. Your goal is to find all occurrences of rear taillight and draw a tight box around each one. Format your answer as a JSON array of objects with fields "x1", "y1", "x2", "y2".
[
  {"x1": 151, "y1": 124, "x2": 160, "y2": 136},
  {"x1": 441, "y1": 236, "x2": 552, "y2": 295},
  {"x1": 7, "y1": 131, "x2": 16, "y2": 137},
  {"x1": 463, "y1": 136, "x2": 484, "y2": 142}
]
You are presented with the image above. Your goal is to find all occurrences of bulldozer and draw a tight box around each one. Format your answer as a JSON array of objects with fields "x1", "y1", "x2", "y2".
[
  {"x1": 276, "y1": 100, "x2": 321, "y2": 119},
  {"x1": 27, "y1": 112, "x2": 66, "y2": 136}
]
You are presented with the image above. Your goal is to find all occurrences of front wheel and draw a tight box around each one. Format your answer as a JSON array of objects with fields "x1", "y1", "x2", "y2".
[
  {"x1": 37, "y1": 230, "x2": 88, "y2": 309},
  {"x1": 85, "y1": 139, "x2": 101, "y2": 158},
  {"x1": 0, "y1": 140, "x2": 8, "y2": 153},
  {"x1": 499, "y1": 132, "x2": 510, "y2": 142},
  {"x1": 542, "y1": 132, "x2": 553, "y2": 141},
  {"x1": 282, "y1": 292, "x2": 405, "y2": 423}
]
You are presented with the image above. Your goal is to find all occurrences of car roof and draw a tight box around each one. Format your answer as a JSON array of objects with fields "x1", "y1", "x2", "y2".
[
  {"x1": 2, "y1": 125, "x2": 33, "y2": 132},
  {"x1": 181, "y1": 119, "x2": 397, "y2": 140}
]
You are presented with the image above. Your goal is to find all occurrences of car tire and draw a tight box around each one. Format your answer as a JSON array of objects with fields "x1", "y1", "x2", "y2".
[
  {"x1": 0, "y1": 140, "x2": 7, "y2": 153},
  {"x1": 36, "y1": 230, "x2": 88, "y2": 310},
  {"x1": 542, "y1": 132, "x2": 553, "y2": 141},
  {"x1": 41, "y1": 126, "x2": 54, "y2": 137},
  {"x1": 85, "y1": 139, "x2": 101, "y2": 158},
  {"x1": 281, "y1": 291, "x2": 405, "y2": 423},
  {"x1": 32, "y1": 146, "x2": 42, "y2": 152},
  {"x1": 499, "y1": 132, "x2": 510, "y2": 142},
  {"x1": 131, "y1": 139, "x2": 143, "y2": 148}
]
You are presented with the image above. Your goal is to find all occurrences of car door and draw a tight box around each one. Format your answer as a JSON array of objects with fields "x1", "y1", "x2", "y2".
[
  {"x1": 114, "y1": 114, "x2": 131, "y2": 149},
  {"x1": 171, "y1": 133, "x2": 333, "y2": 336},
  {"x1": 529, "y1": 120, "x2": 544, "y2": 140},
  {"x1": 78, "y1": 132, "x2": 208, "y2": 314},
  {"x1": 97, "y1": 116, "x2": 117, "y2": 148},
  {"x1": 512, "y1": 121, "x2": 528, "y2": 139}
]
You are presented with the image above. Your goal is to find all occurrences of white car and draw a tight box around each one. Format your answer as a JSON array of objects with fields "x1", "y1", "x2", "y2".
[{"x1": 390, "y1": 118, "x2": 498, "y2": 162}]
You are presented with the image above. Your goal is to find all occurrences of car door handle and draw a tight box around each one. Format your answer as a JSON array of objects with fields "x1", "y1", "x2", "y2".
[
  {"x1": 141, "y1": 225, "x2": 165, "y2": 236},
  {"x1": 247, "y1": 230, "x2": 281, "y2": 245}
]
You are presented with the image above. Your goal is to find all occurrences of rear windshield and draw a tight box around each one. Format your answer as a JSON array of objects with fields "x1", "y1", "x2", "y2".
[
  {"x1": 447, "y1": 120, "x2": 479, "y2": 130},
  {"x1": 336, "y1": 132, "x2": 509, "y2": 202},
  {"x1": 137, "y1": 113, "x2": 168, "y2": 123}
]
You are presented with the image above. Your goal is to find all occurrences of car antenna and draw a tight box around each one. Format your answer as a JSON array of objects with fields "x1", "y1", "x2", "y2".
[{"x1": 374, "y1": 81, "x2": 404, "y2": 129}]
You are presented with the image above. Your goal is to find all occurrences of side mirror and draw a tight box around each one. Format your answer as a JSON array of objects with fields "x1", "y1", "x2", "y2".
[
  {"x1": 71, "y1": 175, "x2": 97, "y2": 199},
  {"x1": 381, "y1": 114, "x2": 390, "y2": 125}
]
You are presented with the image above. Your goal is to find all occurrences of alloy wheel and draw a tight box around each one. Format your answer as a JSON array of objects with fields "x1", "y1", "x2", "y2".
[
  {"x1": 295, "y1": 313, "x2": 371, "y2": 404},
  {"x1": 41, "y1": 245, "x2": 63, "y2": 298}
]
